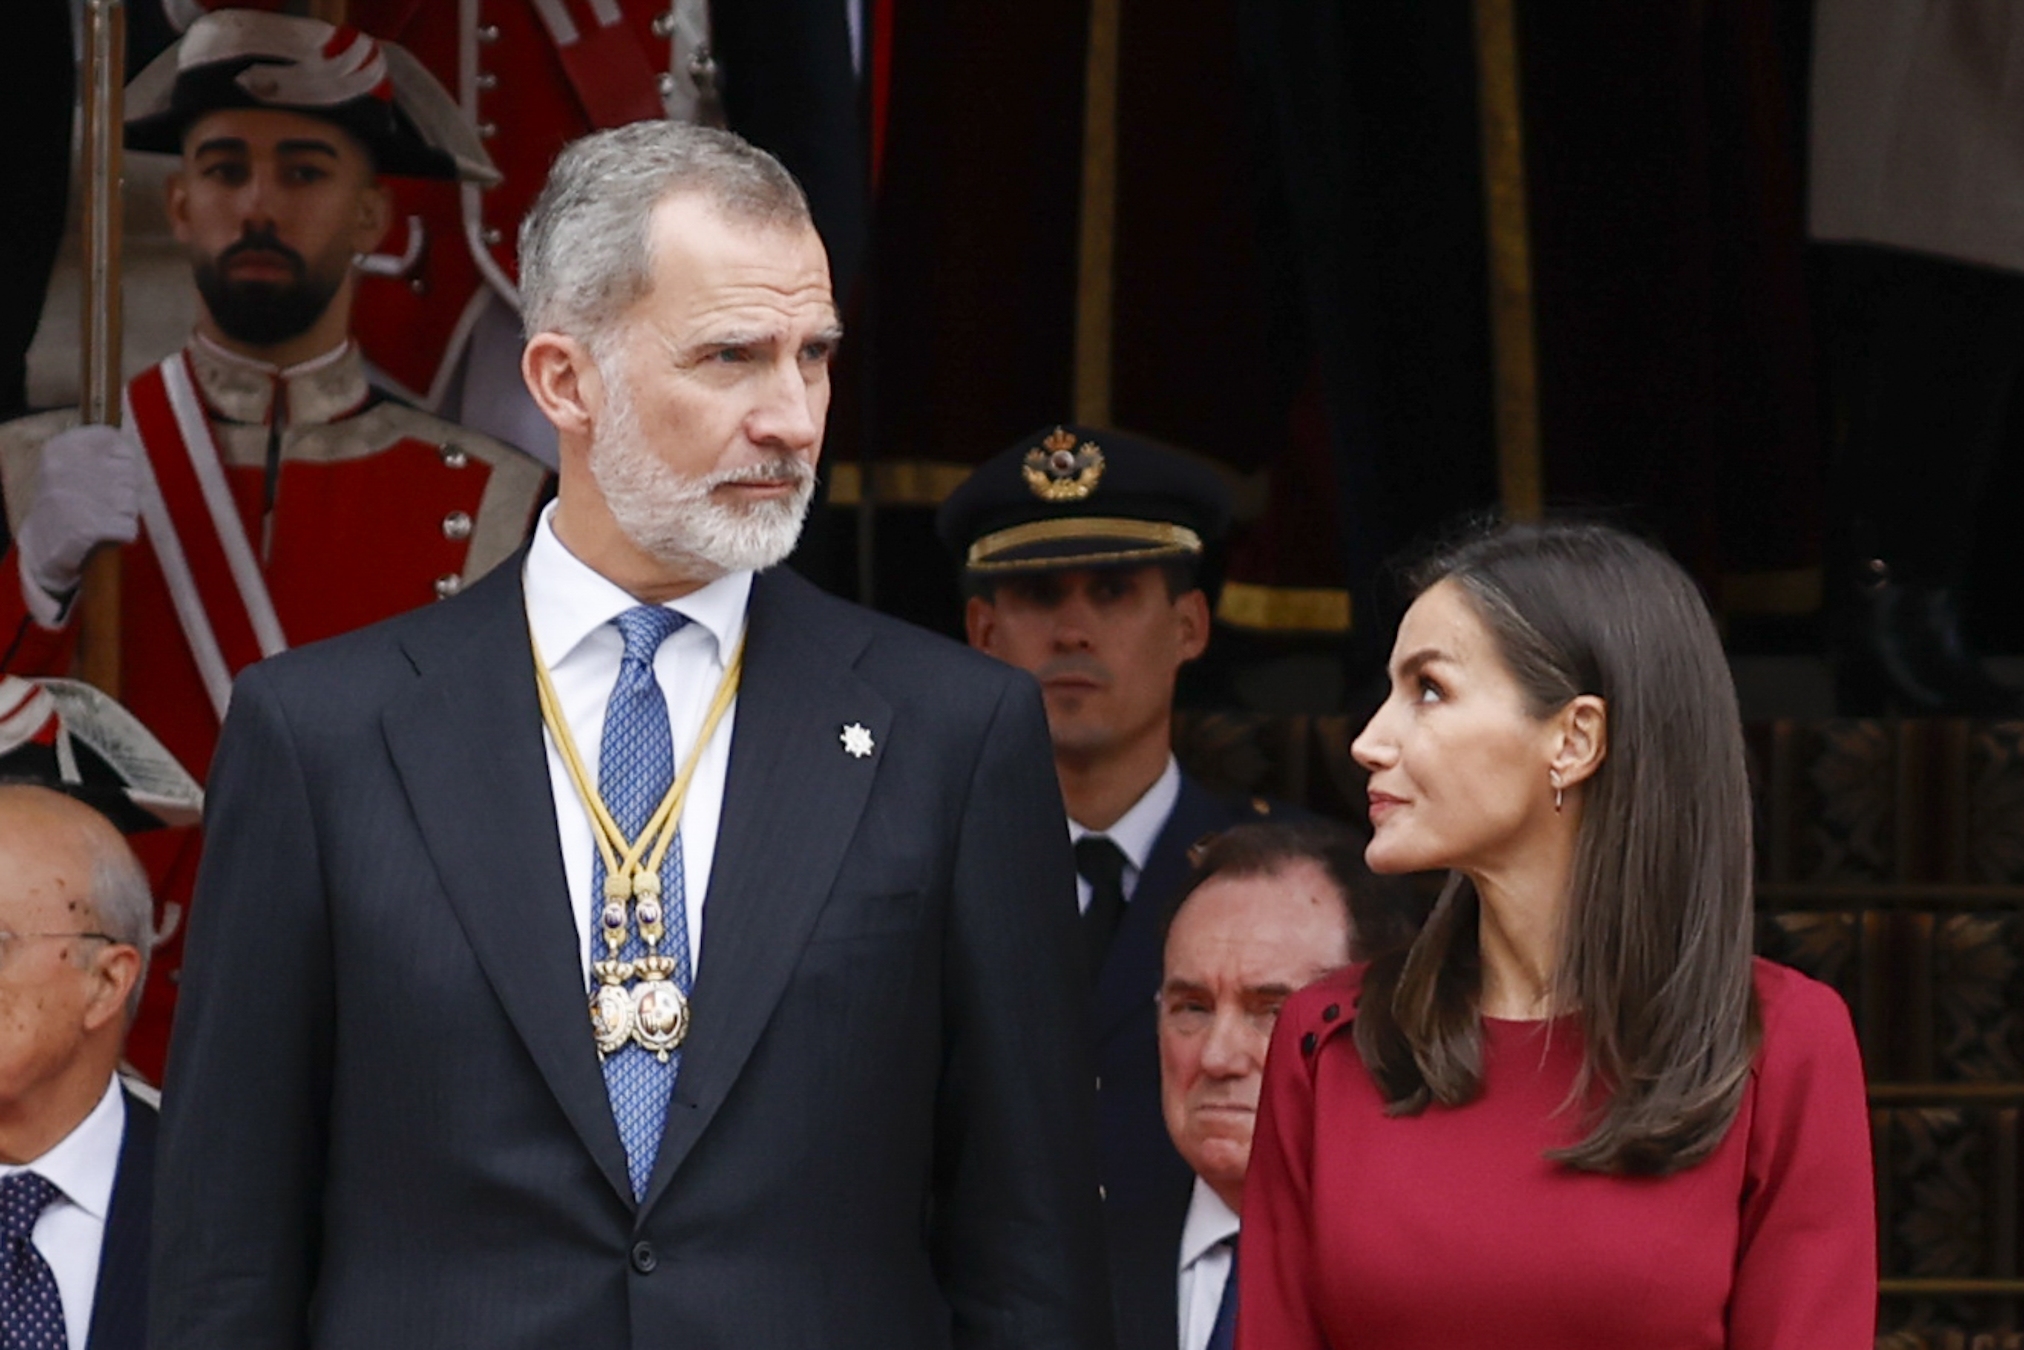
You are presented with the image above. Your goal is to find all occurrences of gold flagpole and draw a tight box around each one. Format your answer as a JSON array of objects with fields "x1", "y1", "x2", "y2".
[
  {"x1": 76, "y1": 0, "x2": 126, "y2": 697},
  {"x1": 1473, "y1": 0, "x2": 1543, "y2": 521},
  {"x1": 1073, "y1": 0, "x2": 1121, "y2": 427}
]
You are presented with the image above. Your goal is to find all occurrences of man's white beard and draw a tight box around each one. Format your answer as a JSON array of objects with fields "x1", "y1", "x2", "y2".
[{"x1": 587, "y1": 365, "x2": 816, "y2": 581}]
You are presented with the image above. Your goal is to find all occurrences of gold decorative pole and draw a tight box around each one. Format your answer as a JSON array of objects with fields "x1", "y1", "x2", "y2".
[
  {"x1": 1473, "y1": 0, "x2": 1543, "y2": 521},
  {"x1": 1073, "y1": 0, "x2": 1121, "y2": 427},
  {"x1": 76, "y1": 0, "x2": 126, "y2": 697}
]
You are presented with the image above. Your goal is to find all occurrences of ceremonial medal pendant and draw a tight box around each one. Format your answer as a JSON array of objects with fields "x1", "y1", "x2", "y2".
[
  {"x1": 630, "y1": 954, "x2": 689, "y2": 1061},
  {"x1": 590, "y1": 971, "x2": 637, "y2": 1059},
  {"x1": 588, "y1": 868, "x2": 640, "y2": 1060}
]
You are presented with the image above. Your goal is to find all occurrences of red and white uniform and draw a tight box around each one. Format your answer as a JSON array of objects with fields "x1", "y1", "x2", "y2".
[
  {"x1": 0, "y1": 335, "x2": 547, "y2": 1078},
  {"x1": 342, "y1": 0, "x2": 713, "y2": 403}
]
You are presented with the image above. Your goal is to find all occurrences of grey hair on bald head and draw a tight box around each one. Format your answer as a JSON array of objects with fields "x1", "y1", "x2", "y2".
[
  {"x1": 518, "y1": 121, "x2": 813, "y2": 350},
  {"x1": 85, "y1": 831, "x2": 153, "y2": 1022}
]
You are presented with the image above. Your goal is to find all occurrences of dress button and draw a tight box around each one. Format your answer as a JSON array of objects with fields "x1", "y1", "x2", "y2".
[
  {"x1": 434, "y1": 574, "x2": 462, "y2": 600},
  {"x1": 651, "y1": 10, "x2": 677, "y2": 37},
  {"x1": 476, "y1": 23, "x2": 500, "y2": 42},
  {"x1": 476, "y1": 71, "x2": 499, "y2": 91},
  {"x1": 1300, "y1": 1032, "x2": 1318, "y2": 1055},
  {"x1": 481, "y1": 226, "x2": 503, "y2": 246},
  {"x1": 630, "y1": 1241, "x2": 657, "y2": 1274},
  {"x1": 657, "y1": 71, "x2": 679, "y2": 98},
  {"x1": 1322, "y1": 1003, "x2": 1340, "y2": 1022},
  {"x1": 442, "y1": 510, "x2": 474, "y2": 541},
  {"x1": 477, "y1": 121, "x2": 499, "y2": 139},
  {"x1": 441, "y1": 446, "x2": 469, "y2": 469}
]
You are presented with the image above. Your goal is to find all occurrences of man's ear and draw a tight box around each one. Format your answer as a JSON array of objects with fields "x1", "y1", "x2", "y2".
[
  {"x1": 1173, "y1": 588, "x2": 1211, "y2": 663},
  {"x1": 964, "y1": 595, "x2": 999, "y2": 654},
  {"x1": 352, "y1": 179, "x2": 394, "y2": 256},
  {"x1": 522, "y1": 332, "x2": 604, "y2": 440},
  {"x1": 165, "y1": 171, "x2": 191, "y2": 245},
  {"x1": 82, "y1": 943, "x2": 142, "y2": 1036},
  {"x1": 1549, "y1": 694, "x2": 1608, "y2": 790}
]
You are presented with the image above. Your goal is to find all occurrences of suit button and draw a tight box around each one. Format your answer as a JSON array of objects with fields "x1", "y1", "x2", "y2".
[
  {"x1": 1323, "y1": 1004, "x2": 1341, "y2": 1022},
  {"x1": 1300, "y1": 1032, "x2": 1318, "y2": 1055},
  {"x1": 630, "y1": 1241, "x2": 657, "y2": 1274}
]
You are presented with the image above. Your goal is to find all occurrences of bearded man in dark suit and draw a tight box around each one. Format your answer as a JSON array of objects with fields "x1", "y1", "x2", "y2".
[{"x1": 152, "y1": 120, "x2": 1110, "y2": 1350}]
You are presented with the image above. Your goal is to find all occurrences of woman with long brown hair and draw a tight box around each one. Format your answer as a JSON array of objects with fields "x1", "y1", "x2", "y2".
[{"x1": 1238, "y1": 521, "x2": 1875, "y2": 1348}]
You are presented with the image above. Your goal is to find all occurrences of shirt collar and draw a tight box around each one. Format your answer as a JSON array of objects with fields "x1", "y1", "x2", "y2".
[
  {"x1": 1068, "y1": 755, "x2": 1181, "y2": 874},
  {"x1": 524, "y1": 501, "x2": 753, "y2": 668},
  {"x1": 1178, "y1": 1174, "x2": 1241, "y2": 1271},
  {"x1": 186, "y1": 333, "x2": 369, "y2": 428},
  {"x1": 0, "y1": 1078, "x2": 125, "y2": 1223}
]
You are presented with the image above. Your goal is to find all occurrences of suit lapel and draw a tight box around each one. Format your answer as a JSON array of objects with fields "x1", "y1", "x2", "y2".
[
  {"x1": 382, "y1": 555, "x2": 633, "y2": 1205},
  {"x1": 1093, "y1": 777, "x2": 1231, "y2": 1040},
  {"x1": 641, "y1": 569, "x2": 888, "y2": 1210},
  {"x1": 85, "y1": 1091, "x2": 154, "y2": 1350},
  {"x1": 1106, "y1": 1175, "x2": 1192, "y2": 1350}
]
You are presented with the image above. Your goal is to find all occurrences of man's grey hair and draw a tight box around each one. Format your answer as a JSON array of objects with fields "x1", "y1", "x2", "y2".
[
  {"x1": 519, "y1": 121, "x2": 813, "y2": 349},
  {"x1": 85, "y1": 831, "x2": 153, "y2": 1022}
]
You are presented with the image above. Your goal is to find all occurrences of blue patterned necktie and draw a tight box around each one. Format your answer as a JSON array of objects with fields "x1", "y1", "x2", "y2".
[
  {"x1": 0, "y1": 1171, "x2": 66, "y2": 1350},
  {"x1": 595, "y1": 604, "x2": 692, "y2": 1202},
  {"x1": 1204, "y1": 1235, "x2": 1239, "y2": 1350}
]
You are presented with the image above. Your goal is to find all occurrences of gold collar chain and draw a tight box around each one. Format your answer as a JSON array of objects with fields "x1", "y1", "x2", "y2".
[{"x1": 530, "y1": 618, "x2": 745, "y2": 1060}]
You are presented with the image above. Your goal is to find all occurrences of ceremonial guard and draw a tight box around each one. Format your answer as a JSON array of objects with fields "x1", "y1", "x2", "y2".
[
  {"x1": 0, "y1": 9, "x2": 547, "y2": 1079},
  {"x1": 940, "y1": 426, "x2": 1277, "y2": 1216},
  {"x1": 279, "y1": 0, "x2": 726, "y2": 457}
]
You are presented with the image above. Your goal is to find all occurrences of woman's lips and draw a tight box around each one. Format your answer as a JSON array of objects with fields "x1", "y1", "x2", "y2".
[{"x1": 1367, "y1": 791, "x2": 1405, "y2": 823}]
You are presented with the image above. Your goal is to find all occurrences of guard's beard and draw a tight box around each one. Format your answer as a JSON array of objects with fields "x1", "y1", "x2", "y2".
[
  {"x1": 587, "y1": 365, "x2": 816, "y2": 581},
  {"x1": 191, "y1": 228, "x2": 347, "y2": 348}
]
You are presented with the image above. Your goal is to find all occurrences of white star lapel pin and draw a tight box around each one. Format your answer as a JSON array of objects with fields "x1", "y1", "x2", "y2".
[{"x1": 840, "y1": 723, "x2": 875, "y2": 759}]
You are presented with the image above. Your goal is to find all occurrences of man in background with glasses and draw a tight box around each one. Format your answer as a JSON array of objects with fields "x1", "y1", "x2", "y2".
[{"x1": 0, "y1": 784, "x2": 156, "y2": 1350}]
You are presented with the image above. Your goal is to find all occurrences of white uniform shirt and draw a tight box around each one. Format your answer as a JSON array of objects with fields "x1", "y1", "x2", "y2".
[
  {"x1": 1176, "y1": 1176, "x2": 1241, "y2": 1350},
  {"x1": 1067, "y1": 756, "x2": 1181, "y2": 914},
  {"x1": 523, "y1": 503, "x2": 748, "y2": 983},
  {"x1": 0, "y1": 1078, "x2": 126, "y2": 1350}
]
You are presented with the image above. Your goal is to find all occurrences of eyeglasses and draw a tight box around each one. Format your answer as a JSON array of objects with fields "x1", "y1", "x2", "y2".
[{"x1": 0, "y1": 931, "x2": 119, "y2": 967}]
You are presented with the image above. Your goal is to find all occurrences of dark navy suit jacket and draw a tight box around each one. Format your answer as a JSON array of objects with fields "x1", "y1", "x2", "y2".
[
  {"x1": 1092, "y1": 777, "x2": 1266, "y2": 1212},
  {"x1": 153, "y1": 558, "x2": 1111, "y2": 1350},
  {"x1": 85, "y1": 1088, "x2": 154, "y2": 1350}
]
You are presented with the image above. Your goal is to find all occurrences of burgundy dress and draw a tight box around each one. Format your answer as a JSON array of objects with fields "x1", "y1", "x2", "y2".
[{"x1": 1239, "y1": 958, "x2": 1876, "y2": 1349}]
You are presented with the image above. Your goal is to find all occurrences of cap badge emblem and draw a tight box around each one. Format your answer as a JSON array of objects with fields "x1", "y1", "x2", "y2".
[{"x1": 1022, "y1": 428, "x2": 1105, "y2": 502}]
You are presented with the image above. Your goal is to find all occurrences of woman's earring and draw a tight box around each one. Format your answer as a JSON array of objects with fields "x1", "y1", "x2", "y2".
[{"x1": 1551, "y1": 772, "x2": 1564, "y2": 813}]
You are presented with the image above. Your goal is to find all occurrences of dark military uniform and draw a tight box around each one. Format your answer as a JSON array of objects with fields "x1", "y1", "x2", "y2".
[{"x1": 940, "y1": 425, "x2": 1278, "y2": 1212}]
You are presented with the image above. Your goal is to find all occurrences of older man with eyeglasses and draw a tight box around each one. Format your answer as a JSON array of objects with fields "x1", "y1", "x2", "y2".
[{"x1": 0, "y1": 784, "x2": 156, "y2": 1350}]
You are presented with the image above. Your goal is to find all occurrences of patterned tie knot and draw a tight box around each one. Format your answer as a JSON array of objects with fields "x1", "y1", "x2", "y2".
[
  {"x1": 0, "y1": 1172, "x2": 59, "y2": 1242},
  {"x1": 612, "y1": 605, "x2": 690, "y2": 669}
]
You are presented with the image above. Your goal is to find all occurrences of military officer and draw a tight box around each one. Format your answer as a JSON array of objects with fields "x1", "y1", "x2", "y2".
[
  {"x1": 939, "y1": 424, "x2": 1271, "y2": 1214},
  {"x1": 0, "y1": 8, "x2": 547, "y2": 1079}
]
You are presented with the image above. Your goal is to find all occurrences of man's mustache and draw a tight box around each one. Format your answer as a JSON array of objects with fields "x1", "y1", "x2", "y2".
[
  {"x1": 713, "y1": 457, "x2": 813, "y2": 488},
  {"x1": 216, "y1": 229, "x2": 307, "y2": 279}
]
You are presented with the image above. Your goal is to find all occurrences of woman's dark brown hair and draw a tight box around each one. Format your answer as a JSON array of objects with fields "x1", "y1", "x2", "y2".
[{"x1": 1351, "y1": 519, "x2": 1759, "y2": 1175}]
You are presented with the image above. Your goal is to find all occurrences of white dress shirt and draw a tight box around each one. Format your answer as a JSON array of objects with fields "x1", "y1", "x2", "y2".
[
  {"x1": 1067, "y1": 755, "x2": 1181, "y2": 914},
  {"x1": 0, "y1": 1077, "x2": 126, "y2": 1350},
  {"x1": 523, "y1": 503, "x2": 747, "y2": 984},
  {"x1": 1175, "y1": 1176, "x2": 1241, "y2": 1350}
]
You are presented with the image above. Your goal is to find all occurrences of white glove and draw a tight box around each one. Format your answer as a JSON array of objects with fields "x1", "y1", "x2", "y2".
[{"x1": 14, "y1": 423, "x2": 144, "y2": 619}]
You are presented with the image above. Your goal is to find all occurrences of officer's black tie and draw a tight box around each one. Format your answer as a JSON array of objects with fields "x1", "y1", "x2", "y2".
[{"x1": 1075, "y1": 834, "x2": 1129, "y2": 978}]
